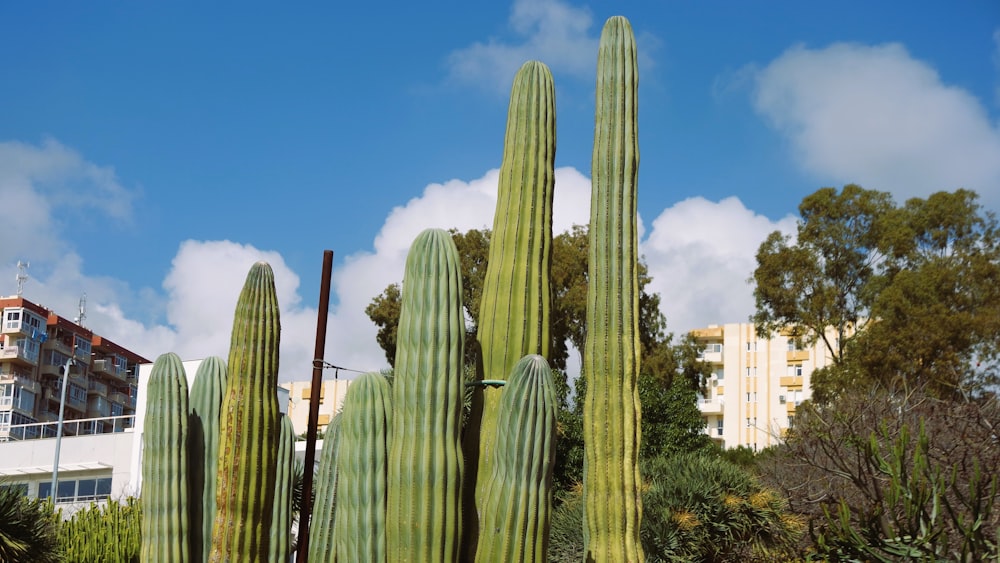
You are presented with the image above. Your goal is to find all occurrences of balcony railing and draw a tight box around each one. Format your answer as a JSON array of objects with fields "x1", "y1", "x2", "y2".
[
  {"x1": 0, "y1": 414, "x2": 135, "y2": 442},
  {"x1": 0, "y1": 345, "x2": 37, "y2": 365},
  {"x1": 88, "y1": 380, "x2": 109, "y2": 396}
]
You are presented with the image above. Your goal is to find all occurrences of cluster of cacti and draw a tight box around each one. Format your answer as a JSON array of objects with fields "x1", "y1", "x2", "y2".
[
  {"x1": 583, "y1": 15, "x2": 645, "y2": 563},
  {"x1": 139, "y1": 14, "x2": 644, "y2": 563},
  {"x1": 58, "y1": 497, "x2": 141, "y2": 563},
  {"x1": 141, "y1": 262, "x2": 292, "y2": 563}
]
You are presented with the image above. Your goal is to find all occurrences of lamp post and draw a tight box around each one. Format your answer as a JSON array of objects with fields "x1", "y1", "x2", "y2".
[{"x1": 50, "y1": 352, "x2": 75, "y2": 501}]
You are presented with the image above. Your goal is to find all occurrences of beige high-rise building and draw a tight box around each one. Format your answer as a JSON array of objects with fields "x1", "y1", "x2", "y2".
[
  {"x1": 690, "y1": 323, "x2": 837, "y2": 450},
  {"x1": 280, "y1": 378, "x2": 351, "y2": 436}
]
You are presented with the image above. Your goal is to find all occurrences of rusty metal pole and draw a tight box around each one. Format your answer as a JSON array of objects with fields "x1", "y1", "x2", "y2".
[{"x1": 295, "y1": 249, "x2": 334, "y2": 562}]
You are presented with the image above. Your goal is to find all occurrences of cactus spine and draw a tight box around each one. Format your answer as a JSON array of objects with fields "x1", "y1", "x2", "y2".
[
  {"x1": 387, "y1": 228, "x2": 466, "y2": 562},
  {"x1": 583, "y1": 15, "x2": 645, "y2": 563},
  {"x1": 474, "y1": 354, "x2": 558, "y2": 563},
  {"x1": 209, "y1": 261, "x2": 281, "y2": 563},
  {"x1": 188, "y1": 356, "x2": 227, "y2": 563},
  {"x1": 308, "y1": 414, "x2": 342, "y2": 562},
  {"x1": 467, "y1": 59, "x2": 556, "y2": 556},
  {"x1": 269, "y1": 414, "x2": 296, "y2": 563},
  {"x1": 334, "y1": 372, "x2": 392, "y2": 562},
  {"x1": 141, "y1": 352, "x2": 191, "y2": 563}
]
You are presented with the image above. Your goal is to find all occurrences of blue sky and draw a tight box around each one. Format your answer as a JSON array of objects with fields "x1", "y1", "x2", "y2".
[{"x1": 2, "y1": 0, "x2": 998, "y2": 381}]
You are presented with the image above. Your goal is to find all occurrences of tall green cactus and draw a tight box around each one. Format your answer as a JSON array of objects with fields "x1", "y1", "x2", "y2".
[
  {"x1": 209, "y1": 261, "x2": 281, "y2": 563},
  {"x1": 334, "y1": 371, "x2": 392, "y2": 562},
  {"x1": 141, "y1": 352, "x2": 191, "y2": 563},
  {"x1": 387, "y1": 228, "x2": 466, "y2": 562},
  {"x1": 308, "y1": 413, "x2": 342, "y2": 562},
  {"x1": 269, "y1": 414, "x2": 296, "y2": 563},
  {"x1": 475, "y1": 354, "x2": 558, "y2": 563},
  {"x1": 583, "y1": 15, "x2": 645, "y2": 563},
  {"x1": 188, "y1": 356, "x2": 227, "y2": 563},
  {"x1": 467, "y1": 59, "x2": 556, "y2": 556}
]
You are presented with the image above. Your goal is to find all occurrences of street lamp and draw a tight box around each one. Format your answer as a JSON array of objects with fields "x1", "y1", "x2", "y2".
[{"x1": 50, "y1": 351, "x2": 75, "y2": 502}]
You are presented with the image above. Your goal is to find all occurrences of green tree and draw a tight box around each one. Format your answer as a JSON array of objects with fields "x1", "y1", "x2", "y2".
[
  {"x1": 752, "y1": 184, "x2": 895, "y2": 365},
  {"x1": 752, "y1": 185, "x2": 1000, "y2": 401},
  {"x1": 366, "y1": 225, "x2": 672, "y2": 374},
  {"x1": 0, "y1": 484, "x2": 61, "y2": 563}
]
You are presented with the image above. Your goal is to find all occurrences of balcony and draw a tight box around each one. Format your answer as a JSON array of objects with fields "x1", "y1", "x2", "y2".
[
  {"x1": 88, "y1": 380, "x2": 109, "y2": 396},
  {"x1": 779, "y1": 376, "x2": 804, "y2": 388},
  {"x1": 0, "y1": 345, "x2": 37, "y2": 366},
  {"x1": 87, "y1": 396, "x2": 111, "y2": 418},
  {"x1": 92, "y1": 359, "x2": 128, "y2": 382},
  {"x1": 108, "y1": 391, "x2": 134, "y2": 410},
  {"x1": 786, "y1": 350, "x2": 810, "y2": 362},
  {"x1": 698, "y1": 399, "x2": 724, "y2": 415}
]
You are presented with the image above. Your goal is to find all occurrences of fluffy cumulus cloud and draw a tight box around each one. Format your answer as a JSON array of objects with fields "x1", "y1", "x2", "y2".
[
  {"x1": 446, "y1": 0, "x2": 599, "y2": 92},
  {"x1": 2, "y1": 136, "x2": 794, "y2": 383},
  {"x1": 753, "y1": 42, "x2": 1000, "y2": 209},
  {"x1": 3, "y1": 153, "x2": 599, "y2": 382},
  {"x1": 321, "y1": 166, "x2": 592, "y2": 376},
  {"x1": 640, "y1": 197, "x2": 797, "y2": 336}
]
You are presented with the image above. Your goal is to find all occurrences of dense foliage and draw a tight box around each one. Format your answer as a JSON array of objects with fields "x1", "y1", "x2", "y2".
[
  {"x1": 753, "y1": 185, "x2": 1000, "y2": 559},
  {"x1": 59, "y1": 497, "x2": 142, "y2": 563},
  {"x1": 548, "y1": 452, "x2": 802, "y2": 562},
  {"x1": 753, "y1": 185, "x2": 1000, "y2": 401},
  {"x1": 0, "y1": 484, "x2": 61, "y2": 563}
]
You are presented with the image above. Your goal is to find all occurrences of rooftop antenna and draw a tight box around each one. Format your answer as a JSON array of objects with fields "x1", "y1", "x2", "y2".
[
  {"x1": 16, "y1": 261, "x2": 29, "y2": 296},
  {"x1": 75, "y1": 292, "x2": 87, "y2": 327}
]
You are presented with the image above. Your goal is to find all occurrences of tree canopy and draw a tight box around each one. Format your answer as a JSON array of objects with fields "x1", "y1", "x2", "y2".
[
  {"x1": 752, "y1": 185, "x2": 1000, "y2": 400},
  {"x1": 366, "y1": 225, "x2": 676, "y2": 379}
]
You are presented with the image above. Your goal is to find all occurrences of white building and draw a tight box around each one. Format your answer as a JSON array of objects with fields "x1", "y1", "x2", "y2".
[{"x1": 691, "y1": 323, "x2": 837, "y2": 450}]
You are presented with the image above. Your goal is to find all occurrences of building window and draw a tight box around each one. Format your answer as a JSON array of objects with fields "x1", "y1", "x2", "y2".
[
  {"x1": 716, "y1": 419, "x2": 723, "y2": 436},
  {"x1": 4, "y1": 310, "x2": 20, "y2": 330},
  {"x1": 37, "y1": 477, "x2": 112, "y2": 503},
  {"x1": 746, "y1": 392, "x2": 757, "y2": 403},
  {"x1": 14, "y1": 387, "x2": 35, "y2": 413},
  {"x1": 788, "y1": 415, "x2": 796, "y2": 429},
  {"x1": 745, "y1": 366, "x2": 757, "y2": 377},
  {"x1": 705, "y1": 343, "x2": 723, "y2": 353},
  {"x1": 787, "y1": 339, "x2": 802, "y2": 351},
  {"x1": 746, "y1": 341, "x2": 757, "y2": 351},
  {"x1": 68, "y1": 383, "x2": 87, "y2": 404},
  {"x1": 74, "y1": 335, "x2": 91, "y2": 358},
  {"x1": 787, "y1": 364, "x2": 804, "y2": 377}
]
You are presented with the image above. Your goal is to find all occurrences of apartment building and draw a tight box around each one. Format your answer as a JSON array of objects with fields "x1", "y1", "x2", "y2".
[
  {"x1": 690, "y1": 323, "x2": 837, "y2": 450},
  {"x1": 0, "y1": 295, "x2": 149, "y2": 506},
  {"x1": 0, "y1": 296, "x2": 148, "y2": 441}
]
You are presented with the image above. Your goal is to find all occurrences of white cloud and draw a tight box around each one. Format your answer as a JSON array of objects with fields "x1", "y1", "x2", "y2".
[
  {"x1": 446, "y1": 0, "x2": 599, "y2": 92},
  {"x1": 0, "y1": 139, "x2": 133, "y2": 268},
  {"x1": 321, "y1": 166, "x2": 592, "y2": 376},
  {"x1": 752, "y1": 42, "x2": 1000, "y2": 209},
  {"x1": 2, "y1": 138, "x2": 787, "y2": 385},
  {"x1": 641, "y1": 196, "x2": 797, "y2": 337}
]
